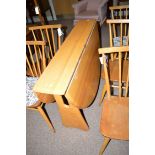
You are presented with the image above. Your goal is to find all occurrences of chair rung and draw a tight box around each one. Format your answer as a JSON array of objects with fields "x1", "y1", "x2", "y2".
[{"x1": 111, "y1": 85, "x2": 126, "y2": 89}]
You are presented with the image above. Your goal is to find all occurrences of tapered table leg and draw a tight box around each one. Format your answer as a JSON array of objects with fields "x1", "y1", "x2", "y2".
[{"x1": 99, "y1": 137, "x2": 111, "y2": 155}]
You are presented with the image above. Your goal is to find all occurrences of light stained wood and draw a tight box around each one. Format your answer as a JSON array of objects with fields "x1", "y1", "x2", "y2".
[
  {"x1": 26, "y1": 40, "x2": 46, "y2": 46},
  {"x1": 109, "y1": 23, "x2": 114, "y2": 60},
  {"x1": 100, "y1": 59, "x2": 128, "y2": 104},
  {"x1": 109, "y1": 5, "x2": 129, "y2": 20},
  {"x1": 29, "y1": 24, "x2": 62, "y2": 30},
  {"x1": 125, "y1": 73, "x2": 129, "y2": 97},
  {"x1": 99, "y1": 46, "x2": 129, "y2": 54},
  {"x1": 37, "y1": 106, "x2": 55, "y2": 132},
  {"x1": 99, "y1": 19, "x2": 129, "y2": 103},
  {"x1": 99, "y1": 46, "x2": 129, "y2": 98},
  {"x1": 33, "y1": 20, "x2": 97, "y2": 95},
  {"x1": 109, "y1": 5, "x2": 129, "y2": 10},
  {"x1": 101, "y1": 59, "x2": 128, "y2": 82},
  {"x1": 100, "y1": 97, "x2": 129, "y2": 140},
  {"x1": 118, "y1": 52, "x2": 122, "y2": 97},
  {"x1": 51, "y1": 29, "x2": 56, "y2": 54},
  {"x1": 26, "y1": 41, "x2": 48, "y2": 77},
  {"x1": 107, "y1": 19, "x2": 129, "y2": 60},
  {"x1": 54, "y1": 95, "x2": 89, "y2": 131},
  {"x1": 99, "y1": 84, "x2": 107, "y2": 106},
  {"x1": 102, "y1": 54, "x2": 111, "y2": 99},
  {"x1": 28, "y1": 24, "x2": 64, "y2": 60},
  {"x1": 99, "y1": 137, "x2": 111, "y2": 155},
  {"x1": 106, "y1": 19, "x2": 129, "y2": 47},
  {"x1": 33, "y1": 20, "x2": 100, "y2": 130},
  {"x1": 106, "y1": 19, "x2": 129, "y2": 24},
  {"x1": 35, "y1": 92, "x2": 55, "y2": 103},
  {"x1": 65, "y1": 23, "x2": 100, "y2": 109},
  {"x1": 98, "y1": 46, "x2": 129, "y2": 154},
  {"x1": 26, "y1": 40, "x2": 55, "y2": 132}
]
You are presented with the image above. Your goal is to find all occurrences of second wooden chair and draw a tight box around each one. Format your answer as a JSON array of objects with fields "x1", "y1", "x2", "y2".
[
  {"x1": 99, "y1": 19, "x2": 129, "y2": 105},
  {"x1": 98, "y1": 46, "x2": 129, "y2": 155}
]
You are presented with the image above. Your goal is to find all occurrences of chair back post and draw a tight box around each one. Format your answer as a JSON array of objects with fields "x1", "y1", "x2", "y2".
[
  {"x1": 118, "y1": 51, "x2": 122, "y2": 97},
  {"x1": 102, "y1": 54, "x2": 111, "y2": 98}
]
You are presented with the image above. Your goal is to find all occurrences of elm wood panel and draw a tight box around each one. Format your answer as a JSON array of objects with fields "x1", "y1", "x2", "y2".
[
  {"x1": 65, "y1": 23, "x2": 101, "y2": 109},
  {"x1": 33, "y1": 20, "x2": 96, "y2": 95},
  {"x1": 54, "y1": 95, "x2": 89, "y2": 131}
]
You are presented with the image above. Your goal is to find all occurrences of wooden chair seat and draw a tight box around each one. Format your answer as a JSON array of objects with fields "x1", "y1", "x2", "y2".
[
  {"x1": 100, "y1": 96, "x2": 129, "y2": 140},
  {"x1": 101, "y1": 59, "x2": 128, "y2": 82}
]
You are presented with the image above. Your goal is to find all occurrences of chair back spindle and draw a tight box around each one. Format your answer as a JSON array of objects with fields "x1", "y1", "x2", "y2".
[
  {"x1": 107, "y1": 19, "x2": 129, "y2": 60},
  {"x1": 26, "y1": 41, "x2": 46, "y2": 77},
  {"x1": 109, "y1": 5, "x2": 129, "y2": 19},
  {"x1": 29, "y1": 24, "x2": 64, "y2": 61}
]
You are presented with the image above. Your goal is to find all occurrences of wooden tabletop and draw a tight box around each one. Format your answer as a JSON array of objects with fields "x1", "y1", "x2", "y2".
[{"x1": 33, "y1": 20, "x2": 97, "y2": 95}]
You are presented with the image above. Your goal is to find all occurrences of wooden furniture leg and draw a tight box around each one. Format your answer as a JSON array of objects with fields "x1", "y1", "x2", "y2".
[
  {"x1": 54, "y1": 95, "x2": 89, "y2": 131},
  {"x1": 99, "y1": 137, "x2": 111, "y2": 155},
  {"x1": 99, "y1": 84, "x2": 107, "y2": 106},
  {"x1": 37, "y1": 105, "x2": 55, "y2": 132}
]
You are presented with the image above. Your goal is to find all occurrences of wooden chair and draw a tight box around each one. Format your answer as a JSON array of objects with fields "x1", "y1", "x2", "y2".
[
  {"x1": 109, "y1": 5, "x2": 129, "y2": 19},
  {"x1": 98, "y1": 46, "x2": 129, "y2": 155},
  {"x1": 26, "y1": 40, "x2": 55, "y2": 132},
  {"x1": 28, "y1": 24, "x2": 64, "y2": 63},
  {"x1": 99, "y1": 19, "x2": 129, "y2": 105},
  {"x1": 107, "y1": 19, "x2": 129, "y2": 48}
]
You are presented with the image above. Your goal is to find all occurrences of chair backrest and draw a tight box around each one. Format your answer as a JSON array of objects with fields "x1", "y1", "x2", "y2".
[
  {"x1": 28, "y1": 24, "x2": 64, "y2": 59},
  {"x1": 107, "y1": 19, "x2": 129, "y2": 47},
  {"x1": 98, "y1": 46, "x2": 129, "y2": 98},
  {"x1": 26, "y1": 40, "x2": 47, "y2": 77},
  {"x1": 109, "y1": 5, "x2": 129, "y2": 19},
  {"x1": 107, "y1": 19, "x2": 129, "y2": 60}
]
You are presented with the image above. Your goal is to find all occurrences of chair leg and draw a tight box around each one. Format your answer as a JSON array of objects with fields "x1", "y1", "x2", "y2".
[
  {"x1": 124, "y1": 52, "x2": 128, "y2": 60},
  {"x1": 99, "y1": 137, "x2": 111, "y2": 155},
  {"x1": 37, "y1": 106, "x2": 55, "y2": 132},
  {"x1": 99, "y1": 85, "x2": 107, "y2": 106},
  {"x1": 114, "y1": 53, "x2": 117, "y2": 59}
]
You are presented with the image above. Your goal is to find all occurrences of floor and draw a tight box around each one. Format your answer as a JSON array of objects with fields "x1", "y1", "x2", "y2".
[{"x1": 26, "y1": 19, "x2": 129, "y2": 155}]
